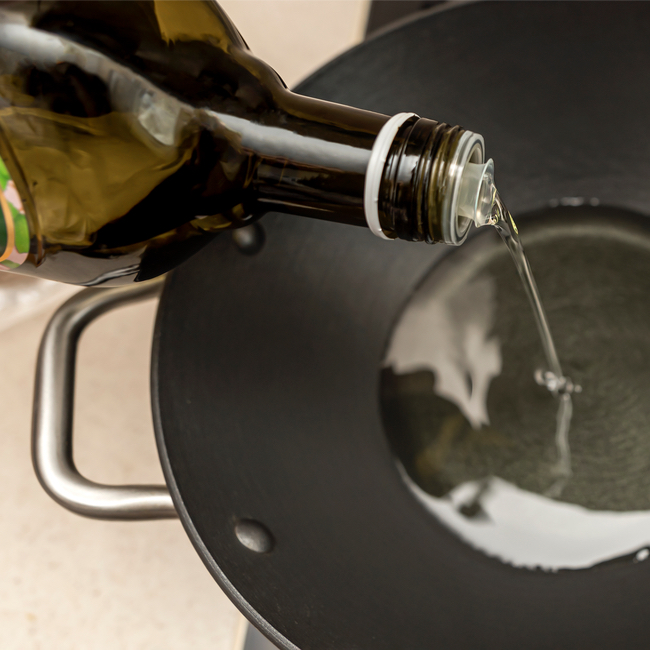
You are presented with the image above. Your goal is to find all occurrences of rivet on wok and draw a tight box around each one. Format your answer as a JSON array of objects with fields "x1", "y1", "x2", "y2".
[
  {"x1": 235, "y1": 519, "x2": 275, "y2": 554},
  {"x1": 232, "y1": 223, "x2": 265, "y2": 255}
]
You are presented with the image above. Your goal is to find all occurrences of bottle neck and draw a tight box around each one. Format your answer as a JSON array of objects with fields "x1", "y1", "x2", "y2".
[
  {"x1": 212, "y1": 91, "x2": 388, "y2": 229},
  {"x1": 207, "y1": 90, "x2": 483, "y2": 244}
]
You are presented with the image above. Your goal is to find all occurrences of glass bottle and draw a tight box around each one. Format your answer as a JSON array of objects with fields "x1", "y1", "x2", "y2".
[{"x1": 0, "y1": 0, "x2": 496, "y2": 286}]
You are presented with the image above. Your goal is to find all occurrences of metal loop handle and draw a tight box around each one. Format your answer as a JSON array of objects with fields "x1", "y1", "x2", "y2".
[{"x1": 32, "y1": 277, "x2": 177, "y2": 520}]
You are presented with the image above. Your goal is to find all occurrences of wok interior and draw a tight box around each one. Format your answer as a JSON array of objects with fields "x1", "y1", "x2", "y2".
[{"x1": 381, "y1": 206, "x2": 650, "y2": 570}]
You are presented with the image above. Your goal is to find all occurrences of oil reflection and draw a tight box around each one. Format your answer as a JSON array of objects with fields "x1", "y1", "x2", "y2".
[
  {"x1": 401, "y1": 470, "x2": 650, "y2": 570},
  {"x1": 384, "y1": 274, "x2": 501, "y2": 430}
]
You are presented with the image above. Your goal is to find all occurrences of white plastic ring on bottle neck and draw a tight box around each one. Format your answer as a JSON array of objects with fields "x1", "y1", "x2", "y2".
[{"x1": 363, "y1": 112, "x2": 419, "y2": 240}]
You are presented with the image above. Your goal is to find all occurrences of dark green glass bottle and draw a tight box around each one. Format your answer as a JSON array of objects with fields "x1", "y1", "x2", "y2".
[{"x1": 0, "y1": 0, "x2": 493, "y2": 286}]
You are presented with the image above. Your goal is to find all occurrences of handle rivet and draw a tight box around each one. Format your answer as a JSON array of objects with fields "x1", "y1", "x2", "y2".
[{"x1": 235, "y1": 519, "x2": 275, "y2": 554}]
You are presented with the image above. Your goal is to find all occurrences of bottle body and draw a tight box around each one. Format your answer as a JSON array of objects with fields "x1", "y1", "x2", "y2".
[{"x1": 0, "y1": 0, "x2": 486, "y2": 286}]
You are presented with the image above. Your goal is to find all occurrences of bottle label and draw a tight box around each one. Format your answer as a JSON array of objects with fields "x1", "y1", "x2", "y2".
[{"x1": 0, "y1": 156, "x2": 29, "y2": 269}]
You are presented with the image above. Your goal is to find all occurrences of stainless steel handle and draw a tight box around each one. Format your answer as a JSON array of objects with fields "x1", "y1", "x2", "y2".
[{"x1": 32, "y1": 277, "x2": 177, "y2": 520}]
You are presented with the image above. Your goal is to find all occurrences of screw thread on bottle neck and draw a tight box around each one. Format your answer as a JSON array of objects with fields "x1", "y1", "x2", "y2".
[{"x1": 378, "y1": 117, "x2": 484, "y2": 245}]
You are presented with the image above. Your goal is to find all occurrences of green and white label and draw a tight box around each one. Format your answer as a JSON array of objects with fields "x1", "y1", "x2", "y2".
[{"x1": 0, "y1": 156, "x2": 29, "y2": 268}]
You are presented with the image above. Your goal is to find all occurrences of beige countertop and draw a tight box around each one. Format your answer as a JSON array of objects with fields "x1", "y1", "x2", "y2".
[{"x1": 0, "y1": 3, "x2": 368, "y2": 648}]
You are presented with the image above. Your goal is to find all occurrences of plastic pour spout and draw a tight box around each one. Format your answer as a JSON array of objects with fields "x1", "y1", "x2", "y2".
[{"x1": 457, "y1": 158, "x2": 497, "y2": 227}]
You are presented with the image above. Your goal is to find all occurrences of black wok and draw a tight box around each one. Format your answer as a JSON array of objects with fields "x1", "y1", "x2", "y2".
[{"x1": 152, "y1": 3, "x2": 650, "y2": 648}]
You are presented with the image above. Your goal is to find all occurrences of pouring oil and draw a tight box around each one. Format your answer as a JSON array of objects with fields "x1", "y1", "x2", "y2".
[
  {"x1": 457, "y1": 159, "x2": 580, "y2": 495},
  {"x1": 489, "y1": 192, "x2": 580, "y2": 498}
]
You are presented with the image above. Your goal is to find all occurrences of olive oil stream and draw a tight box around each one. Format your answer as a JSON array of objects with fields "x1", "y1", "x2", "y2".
[{"x1": 490, "y1": 192, "x2": 580, "y2": 497}]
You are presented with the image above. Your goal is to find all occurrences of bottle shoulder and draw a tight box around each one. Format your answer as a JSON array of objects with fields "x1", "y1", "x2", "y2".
[{"x1": 13, "y1": 0, "x2": 287, "y2": 111}]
